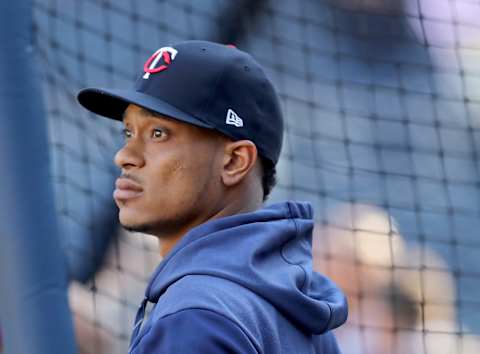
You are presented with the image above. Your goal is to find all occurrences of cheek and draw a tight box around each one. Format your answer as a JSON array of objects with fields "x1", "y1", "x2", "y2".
[
  {"x1": 146, "y1": 156, "x2": 205, "y2": 206},
  {"x1": 140, "y1": 140, "x2": 222, "y2": 214}
]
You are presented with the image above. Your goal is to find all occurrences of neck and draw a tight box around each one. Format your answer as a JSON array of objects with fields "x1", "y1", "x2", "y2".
[{"x1": 158, "y1": 193, "x2": 263, "y2": 258}]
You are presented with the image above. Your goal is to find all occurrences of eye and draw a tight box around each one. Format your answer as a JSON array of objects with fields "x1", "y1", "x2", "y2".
[
  {"x1": 122, "y1": 128, "x2": 132, "y2": 139},
  {"x1": 152, "y1": 128, "x2": 165, "y2": 139}
]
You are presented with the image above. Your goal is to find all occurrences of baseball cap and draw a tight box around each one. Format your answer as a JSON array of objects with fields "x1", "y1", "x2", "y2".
[{"x1": 77, "y1": 40, "x2": 284, "y2": 165}]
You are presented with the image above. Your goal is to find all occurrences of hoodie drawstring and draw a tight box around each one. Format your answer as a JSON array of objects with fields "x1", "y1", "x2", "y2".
[{"x1": 128, "y1": 297, "x2": 148, "y2": 353}]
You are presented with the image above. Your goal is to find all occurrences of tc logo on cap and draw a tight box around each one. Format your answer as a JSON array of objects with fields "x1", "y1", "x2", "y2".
[{"x1": 143, "y1": 46, "x2": 178, "y2": 79}]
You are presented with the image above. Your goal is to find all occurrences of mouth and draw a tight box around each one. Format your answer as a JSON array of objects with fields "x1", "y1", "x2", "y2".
[{"x1": 113, "y1": 177, "x2": 144, "y2": 202}]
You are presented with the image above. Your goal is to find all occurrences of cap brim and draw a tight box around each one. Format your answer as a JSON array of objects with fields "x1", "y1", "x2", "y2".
[{"x1": 77, "y1": 88, "x2": 214, "y2": 129}]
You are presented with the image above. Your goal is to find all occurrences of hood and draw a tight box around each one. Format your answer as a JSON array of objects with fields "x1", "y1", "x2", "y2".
[{"x1": 144, "y1": 201, "x2": 348, "y2": 334}]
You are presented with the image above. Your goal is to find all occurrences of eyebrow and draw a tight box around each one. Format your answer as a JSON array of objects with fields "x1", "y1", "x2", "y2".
[{"x1": 121, "y1": 107, "x2": 165, "y2": 122}]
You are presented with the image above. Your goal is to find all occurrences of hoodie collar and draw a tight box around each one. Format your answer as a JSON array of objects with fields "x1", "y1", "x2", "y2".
[{"x1": 144, "y1": 201, "x2": 347, "y2": 334}]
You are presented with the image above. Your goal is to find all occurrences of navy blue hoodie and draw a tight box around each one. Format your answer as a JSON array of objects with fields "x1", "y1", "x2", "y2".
[{"x1": 128, "y1": 201, "x2": 348, "y2": 353}]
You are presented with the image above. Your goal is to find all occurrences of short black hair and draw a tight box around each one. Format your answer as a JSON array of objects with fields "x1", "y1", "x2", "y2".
[{"x1": 260, "y1": 157, "x2": 277, "y2": 201}]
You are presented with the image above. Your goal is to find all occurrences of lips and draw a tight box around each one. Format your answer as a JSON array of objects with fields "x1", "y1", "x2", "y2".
[{"x1": 113, "y1": 177, "x2": 144, "y2": 201}]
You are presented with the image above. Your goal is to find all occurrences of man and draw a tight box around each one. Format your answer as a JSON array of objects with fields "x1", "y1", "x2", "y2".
[{"x1": 78, "y1": 40, "x2": 347, "y2": 353}]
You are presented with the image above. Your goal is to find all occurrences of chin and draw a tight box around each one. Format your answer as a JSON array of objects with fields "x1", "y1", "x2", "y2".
[
  {"x1": 121, "y1": 222, "x2": 154, "y2": 234},
  {"x1": 118, "y1": 208, "x2": 155, "y2": 234}
]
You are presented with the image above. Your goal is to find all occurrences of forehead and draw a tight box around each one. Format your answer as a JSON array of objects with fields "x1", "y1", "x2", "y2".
[{"x1": 123, "y1": 104, "x2": 175, "y2": 124}]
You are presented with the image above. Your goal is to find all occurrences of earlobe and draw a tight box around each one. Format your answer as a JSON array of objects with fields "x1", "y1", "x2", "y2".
[{"x1": 221, "y1": 140, "x2": 258, "y2": 187}]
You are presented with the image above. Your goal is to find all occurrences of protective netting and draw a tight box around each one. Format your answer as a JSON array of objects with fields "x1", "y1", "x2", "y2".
[{"x1": 32, "y1": 0, "x2": 480, "y2": 353}]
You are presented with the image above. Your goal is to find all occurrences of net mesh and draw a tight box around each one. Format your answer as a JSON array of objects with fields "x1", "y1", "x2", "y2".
[{"x1": 32, "y1": 0, "x2": 480, "y2": 353}]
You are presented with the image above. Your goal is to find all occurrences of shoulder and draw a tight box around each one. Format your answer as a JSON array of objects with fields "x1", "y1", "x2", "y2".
[
  {"x1": 130, "y1": 308, "x2": 258, "y2": 354},
  {"x1": 147, "y1": 275, "x2": 272, "y2": 349},
  {"x1": 151, "y1": 274, "x2": 266, "y2": 319}
]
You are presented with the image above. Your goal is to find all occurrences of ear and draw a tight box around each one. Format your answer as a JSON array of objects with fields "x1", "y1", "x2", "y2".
[{"x1": 221, "y1": 140, "x2": 258, "y2": 187}]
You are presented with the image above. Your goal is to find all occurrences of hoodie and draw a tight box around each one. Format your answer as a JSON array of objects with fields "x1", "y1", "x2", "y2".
[{"x1": 128, "y1": 201, "x2": 348, "y2": 353}]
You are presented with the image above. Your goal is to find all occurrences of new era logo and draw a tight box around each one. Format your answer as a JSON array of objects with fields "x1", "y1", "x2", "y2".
[{"x1": 226, "y1": 109, "x2": 243, "y2": 127}]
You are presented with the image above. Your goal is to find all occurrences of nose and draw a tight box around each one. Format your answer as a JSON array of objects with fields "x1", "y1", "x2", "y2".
[{"x1": 114, "y1": 140, "x2": 145, "y2": 169}]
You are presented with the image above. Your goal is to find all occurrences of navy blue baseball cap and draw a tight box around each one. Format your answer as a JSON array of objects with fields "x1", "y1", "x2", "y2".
[{"x1": 77, "y1": 40, "x2": 284, "y2": 165}]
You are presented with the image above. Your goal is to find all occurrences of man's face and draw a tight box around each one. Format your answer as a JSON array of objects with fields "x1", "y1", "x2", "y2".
[{"x1": 113, "y1": 104, "x2": 226, "y2": 236}]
